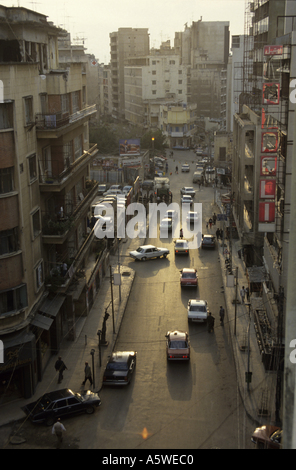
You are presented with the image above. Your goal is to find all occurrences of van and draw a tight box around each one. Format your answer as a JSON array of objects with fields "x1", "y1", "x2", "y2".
[{"x1": 193, "y1": 171, "x2": 203, "y2": 184}]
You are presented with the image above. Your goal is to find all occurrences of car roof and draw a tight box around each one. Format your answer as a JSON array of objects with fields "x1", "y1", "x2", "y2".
[
  {"x1": 203, "y1": 234, "x2": 214, "y2": 238},
  {"x1": 139, "y1": 245, "x2": 156, "y2": 249},
  {"x1": 43, "y1": 389, "x2": 75, "y2": 401},
  {"x1": 167, "y1": 330, "x2": 187, "y2": 340},
  {"x1": 181, "y1": 268, "x2": 196, "y2": 272},
  {"x1": 110, "y1": 351, "x2": 135, "y2": 363},
  {"x1": 189, "y1": 299, "x2": 207, "y2": 305},
  {"x1": 184, "y1": 187, "x2": 194, "y2": 189},
  {"x1": 175, "y1": 239, "x2": 189, "y2": 245}
]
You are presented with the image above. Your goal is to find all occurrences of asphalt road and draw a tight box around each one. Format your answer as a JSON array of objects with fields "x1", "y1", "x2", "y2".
[{"x1": 3, "y1": 151, "x2": 255, "y2": 450}]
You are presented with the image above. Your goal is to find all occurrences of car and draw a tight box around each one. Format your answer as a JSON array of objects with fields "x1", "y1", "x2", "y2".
[
  {"x1": 103, "y1": 351, "x2": 137, "y2": 386},
  {"x1": 129, "y1": 245, "x2": 169, "y2": 261},
  {"x1": 122, "y1": 185, "x2": 132, "y2": 195},
  {"x1": 205, "y1": 166, "x2": 215, "y2": 173},
  {"x1": 141, "y1": 180, "x2": 154, "y2": 190},
  {"x1": 109, "y1": 185, "x2": 122, "y2": 191},
  {"x1": 186, "y1": 211, "x2": 199, "y2": 224},
  {"x1": 201, "y1": 234, "x2": 216, "y2": 249},
  {"x1": 160, "y1": 217, "x2": 173, "y2": 232},
  {"x1": 103, "y1": 189, "x2": 123, "y2": 196},
  {"x1": 180, "y1": 195, "x2": 193, "y2": 206},
  {"x1": 180, "y1": 187, "x2": 196, "y2": 197},
  {"x1": 173, "y1": 145, "x2": 189, "y2": 150},
  {"x1": 21, "y1": 389, "x2": 101, "y2": 426},
  {"x1": 180, "y1": 268, "x2": 198, "y2": 287},
  {"x1": 251, "y1": 426, "x2": 282, "y2": 449},
  {"x1": 174, "y1": 239, "x2": 189, "y2": 255},
  {"x1": 165, "y1": 330, "x2": 190, "y2": 361},
  {"x1": 181, "y1": 164, "x2": 190, "y2": 172},
  {"x1": 98, "y1": 184, "x2": 108, "y2": 195},
  {"x1": 187, "y1": 299, "x2": 209, "y2": 323},
  {"x1": 165, "y1": 209, "x2": 178, "y2": 221}
]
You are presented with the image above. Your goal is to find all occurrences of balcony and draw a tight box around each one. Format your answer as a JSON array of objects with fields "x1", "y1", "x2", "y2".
[
  {"x1": 42, "y1": 180, "x2": 99, "y2": 244},
  {"x1": 39, "y1": 144, "x2": 98, "y2": 192},
  {"x1": 35, "y1": 104, "x2": 97, "y2": 138}
]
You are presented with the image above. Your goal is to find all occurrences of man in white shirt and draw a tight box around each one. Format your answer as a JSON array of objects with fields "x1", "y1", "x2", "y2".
[{"x1": 52, "y1": 418, "x2": 66, "y2": 448}]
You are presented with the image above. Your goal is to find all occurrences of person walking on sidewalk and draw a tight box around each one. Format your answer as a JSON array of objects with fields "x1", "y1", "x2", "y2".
[
  {"x1": 82, "y1": 361, "x2": 93, "y2": 387},
  {"x1": 55, "y1": 356, "x2": 67, "y2": 384},
  {"x1": 52, "y1": 418, "x2": 66, "y2": 449},
  {"x1": 245, "y1": 286, "x2": 250, "y2": 302},
  {"x1": 219, "y1": 306, "x2": 225, "y2": 326},
  {"x1": 209, "y1": 218, "x2": 213, "y2": 229},
  {"x1": 240, "y1": 286, "x2": 246, "y2": 304},
  {"x1": 207, "y1": 312, "x2": 215, "y2": 333}
]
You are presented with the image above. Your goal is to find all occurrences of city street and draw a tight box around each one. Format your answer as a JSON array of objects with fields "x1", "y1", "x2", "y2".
[{"x1": 2, "y1": 151, "x2": 255, "y2": 450}]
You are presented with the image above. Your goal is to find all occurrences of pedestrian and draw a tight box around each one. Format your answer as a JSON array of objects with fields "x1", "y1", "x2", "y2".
[
  {"x1": 216, "y1": 228, "x2": 220, "y2": 240},
  {"x1": 62, "y1": 262, "x2": 67, "y2": 277},
  {"x1": 198, "y1": 182, "x2": 201, "y2": 191},
  {"x1": 209, "y1": 218, "x2": 213, "y2": 229},
  {"x1": 213, "y1": 213, "x2": 217, "y2": 225},
  {"x1": 52, "y1": 418, "x2": 66, "y2": 449},
  {"x1": 180, "y1": 228, "x2": 183, "y2": 239},
  {"x1": 219, "y1": 306, "x2": 225, "y2": 326},
  {"x1": 82, "y1": 361, "x2": 93, "y2": 387},
  {"x1": 240, "y1": 286, "x2": 245, "y2": 304},
  {"x1": 207, "y1": 312, "x2": 215, "y2": 333},
  {"x1": 245, "y1": 286, "x2": 250, "y2": 302},
  {"x1": 54, "y1": 356, "x2": 67, "y2": 384}
]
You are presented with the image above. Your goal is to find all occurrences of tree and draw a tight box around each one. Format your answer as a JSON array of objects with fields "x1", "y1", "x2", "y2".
[{"x1": 140, "y1": 129, "x2": 167, "y2": 151}]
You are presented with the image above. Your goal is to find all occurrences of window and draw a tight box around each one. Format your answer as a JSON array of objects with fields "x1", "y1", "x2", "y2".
[
  {"x1": 152, "y1": 80, "x2": 156, "y2": 85},
  {"x1": 74, "y1": 135, "x2": 82, "y2": 161},
  {"x1": 178, "y1": 80, "x2": 182, "y2": 84},
  {"x1": 61, "y1": 94, "x2": 69, "y2": 114},
  {"x1": 0, "y1": 284, "x2": 28, "y2": 316},
  {"x1": 152, "y1": 70, "x2": 156, "y2": 75},
  {"x1": 0, "y1": 167, "x2": 14, "y2": 194},
  {"x1": 0, "y1": 228, "x2": 18, "y2": 256},
  {"x1": 28, "y1": 154, "x2": 37, "y2": 182},
  {"x1": 152, "y1": 90, "x2": 156, "y2": 95},
  {"x1": 35, "y1": 261, "x2": 44, "y2": 291},
  {"x1": 71, "y1": 91, "x2": 80, "y2": 113},
  {"x1": 178, "y1": 90, "x2": 183, "y2": 94},
  {"x1": 32, "y1": 209, "x2": 41, "y2": 239},
  {"x1": 24, "y1": 96, "x2": 33, "y2": 125}
]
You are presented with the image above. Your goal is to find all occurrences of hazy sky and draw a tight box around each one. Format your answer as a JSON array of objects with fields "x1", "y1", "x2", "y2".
[{"x1": 2, "y1": 0, "x2": 245, "y2": 63}]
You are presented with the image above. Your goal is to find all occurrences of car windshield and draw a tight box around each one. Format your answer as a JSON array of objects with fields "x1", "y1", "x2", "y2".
[
  {"x1": 136, "y1": 247, "x2": 145, "y2": 253},
  {"x1": 182, "y1": 272, "x2": 196, "y2": 278},
  {"x1": 189, "y1": 305, "x2": 206, "y2": 312},
  {"x1": 204, "y1": 238, "x2": 213, "y2": 243},
  {"x1": 169, "y1": 341, "x2": 188, "y2": 349},
  {"x1": 176, "y1": 243, "x2": 187, "y2": 248},
  {"x1": 107, "y1": 362, "x2": 128, "y2": 370}
]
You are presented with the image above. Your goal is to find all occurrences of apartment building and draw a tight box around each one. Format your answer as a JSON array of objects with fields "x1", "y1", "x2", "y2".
[
  {"x1": 109, "y1": 28, "x2": 149, "y2": 120},
  {"x1": 0, "y1": 6, "x2": 98, "y2": 399}
]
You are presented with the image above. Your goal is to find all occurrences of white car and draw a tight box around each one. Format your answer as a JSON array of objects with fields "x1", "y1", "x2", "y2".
[
  {"x1": 165, "y1": 209, "x2": 178, "y2": 221},
  {"x1": 181, "y1": 164, "x2": 190, "y2": 172},
  {"x1": 160, "y1": 218, "x2": 173, "y2": 231},
  {"x1": 180, "y1": 195, "x2": 193, "y2": 206},
  {"x1": 180, "y1": 187, "x2": 196, "y2": 197},
  {"x1": 187, "y1": 299, "x2": 209, "y2": 323},
  {"x1": 129, "y1": 245, "x2": 169, "y2": 261},
  {"x1": 186, "y1": 211, "x2": 199, "y2": 224},
  {"x1": 122, "y1": 186, "x2": 132, "y2": 195}
]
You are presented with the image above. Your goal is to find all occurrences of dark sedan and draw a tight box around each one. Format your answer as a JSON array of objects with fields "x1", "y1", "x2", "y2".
[
  {"x1": 22, "y1": 389, "x2": 101, "y2": 426},
  {"x1": 103, "y1": 351, "x2": 137, "y2": 386},
  {"x1": 201, "y1": 234, "x2": 216, "y2": 249}
]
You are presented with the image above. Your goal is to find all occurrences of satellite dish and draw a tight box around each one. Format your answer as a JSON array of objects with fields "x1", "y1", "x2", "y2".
[{"x1": 40, "y1": 75, "x2": 46, "y2": 80}]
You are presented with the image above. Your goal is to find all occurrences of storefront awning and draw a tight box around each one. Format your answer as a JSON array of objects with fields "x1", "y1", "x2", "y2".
[
  {"x1": 31, "y1": 314, "x2": 53, "y2": 331},
  {"x1": 39, "y1": 295, "x2": 65, "y2": 318}
]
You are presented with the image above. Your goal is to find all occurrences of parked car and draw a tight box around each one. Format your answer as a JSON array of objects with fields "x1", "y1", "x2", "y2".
[
  {"x1": 21, "y1": 389, "x2": 101, "y2": 426},
  {"x1": 98, "y1": 184, "x2": 107, "y2": 195},
  {"x1": 141, "y1": 180, "x2": 154, "y2": 190},
  {"x1": 181, "y1": 164, "x2": 190, "y2": 172},
  {"x1": 187, "y1": 299, "x2": 209, "y2": 323},
  {"x1": 103, "y1": 189, "x2": 123, "y2": 196},
  {"x1": 180, "y1": 187, "x2": 196, "y2": 197},
  {"x1": 205, "y1": 166, "x2": 215, "y2": 174},
  {"x1": 180, "y1": 268, "x2": 198, "y2": 287},
  {"x1": 103, "y1": 351, "x2": 137, "y2": 386},
  {"x1": 251, "y1": 426, "x2": 282, "y2": 449},
  {"x1": 160, "y1": 218, "x2": 173, "y2": 232},
  {"x1": 174, "y1": 239, "x2": 189, "y2": 255},
  {"x1": 201, "y1": 234, "x2": 216, "y2": 249},
  {"x1": 129, "y1": 245, "x2": 169, "y2": 261},
  {"x1": 165, "y1": 330, "x2": 190, "y2": 361},
  {"x1": 122, "y1": 185, "x2": 132, "y2": 195},
  {"x1": 186, "y1": 211, "x2": 199, "y2": 224},
  {"x1": 180, "y1": 195, "x2": 193, "y2": 206}
]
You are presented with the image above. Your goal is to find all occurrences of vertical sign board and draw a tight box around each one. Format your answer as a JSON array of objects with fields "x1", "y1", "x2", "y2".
[{"x1": 0, "y1": 340, "x2": 3, "y2": 363}]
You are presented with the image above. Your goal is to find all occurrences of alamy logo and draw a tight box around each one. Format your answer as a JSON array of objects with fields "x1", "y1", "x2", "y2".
[{"x1": 0, "y1": 340, "x2": 4, "y2": 364}]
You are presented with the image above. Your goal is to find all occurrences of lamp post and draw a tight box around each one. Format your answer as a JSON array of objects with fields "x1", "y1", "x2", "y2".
[{"x1": 90, "y1": 349, "x2": 95, "y2": 390}]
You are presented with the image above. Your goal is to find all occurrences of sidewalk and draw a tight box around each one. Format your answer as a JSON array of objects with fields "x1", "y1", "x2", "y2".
[
  {"x1": 217, "y1": 236, "x2": 277, "y2": 426},
  {"x1": 0, "y1": 233, "x2": 146, "y2": 428}
]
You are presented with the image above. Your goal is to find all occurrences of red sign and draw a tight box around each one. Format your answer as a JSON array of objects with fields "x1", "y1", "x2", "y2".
[
  {"x1": 261, "y1": 132, "x2": 278, "y2": 153},
  {"x1": 260, "y1": 156, "x2": 277, "y2": 176},
  {"x1": 260, "y1": 179, "x2": 276, "y2": 199},
  {"x1": 264, "y1": 45, "x2": 283, "y2": 56},
  {"x1": 259, "y1": 202, "x2": 275, "y2": 223}
]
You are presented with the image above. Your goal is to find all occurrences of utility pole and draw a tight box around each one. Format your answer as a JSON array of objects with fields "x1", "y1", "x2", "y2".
[{"x1": 234, "y1": 267, "x2": 238, "y2": 336}]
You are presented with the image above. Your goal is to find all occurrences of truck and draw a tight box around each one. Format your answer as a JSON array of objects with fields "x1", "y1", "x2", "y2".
[{"x1": 154, "y1": 177, "x2": 171, "y2": 203}]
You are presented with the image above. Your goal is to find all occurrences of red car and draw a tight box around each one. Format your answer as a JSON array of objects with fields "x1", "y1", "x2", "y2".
[
  {"x1": 180, "y1": 268, "x2": 198, "y2": 287},
  {"x1": 251, "y1": 426, "x2": 282, "y2": 449}
]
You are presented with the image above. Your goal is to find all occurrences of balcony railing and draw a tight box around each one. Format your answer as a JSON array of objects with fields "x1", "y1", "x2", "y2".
[{"x1": 36, "y1": 104, "x2": 97, "y2": 130}]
